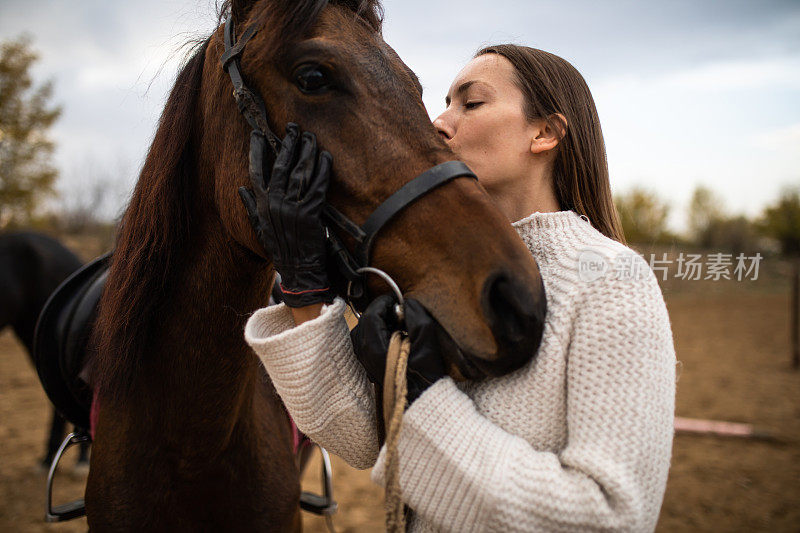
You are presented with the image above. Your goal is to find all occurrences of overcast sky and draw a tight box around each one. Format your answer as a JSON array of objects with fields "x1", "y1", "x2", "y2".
[{"x1": 1, "y1": 0, "x2": 798, "y2": 230}]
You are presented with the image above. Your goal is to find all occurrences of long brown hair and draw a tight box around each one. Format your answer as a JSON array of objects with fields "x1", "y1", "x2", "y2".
[
  {"x1": 90, "y1": 39, "x2": 209, "y2": 397},
  {"x1": 476, "y1": 45, "x2": 626, "y2": 244}
]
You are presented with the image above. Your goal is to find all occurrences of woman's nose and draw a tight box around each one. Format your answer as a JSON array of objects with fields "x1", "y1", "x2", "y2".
[{"x1": 433, "y1": 113, "x2": 454, "y2": 141}]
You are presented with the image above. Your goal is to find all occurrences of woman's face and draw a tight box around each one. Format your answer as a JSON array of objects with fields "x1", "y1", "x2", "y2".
[{"x1": 433, "y1": 54, "x2": 538, "y2": 193}]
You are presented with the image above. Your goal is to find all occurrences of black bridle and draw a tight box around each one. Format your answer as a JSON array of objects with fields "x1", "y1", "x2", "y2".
[{"x1": 220, "y1": 14, "x2": 477, "y2": 308}]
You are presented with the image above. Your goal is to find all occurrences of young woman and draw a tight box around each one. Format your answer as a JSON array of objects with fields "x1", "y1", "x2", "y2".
[{"x1": 241, "y1": 45, "x2": 676, "y2": 532}]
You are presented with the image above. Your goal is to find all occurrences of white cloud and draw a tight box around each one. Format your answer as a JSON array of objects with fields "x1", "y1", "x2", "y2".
[
  {"x1": 753, "y1": 122, "x2": 800, "y2": 151},
  {"x1": 595, "y1": 56, "x2": 800, "y2": 94}
]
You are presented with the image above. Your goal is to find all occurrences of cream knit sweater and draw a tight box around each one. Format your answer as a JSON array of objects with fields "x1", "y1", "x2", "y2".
[{"x1": 244, "y1": 209, "x2": 676, "y2": 532}]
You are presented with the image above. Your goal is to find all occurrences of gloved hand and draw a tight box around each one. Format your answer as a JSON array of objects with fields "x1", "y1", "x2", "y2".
[
  {"x1": 239, "y1": 123, "x2": 334, "y2": 308},
  {"x1": 350, "y1": 295, "x2": 447, "y2": 405}
]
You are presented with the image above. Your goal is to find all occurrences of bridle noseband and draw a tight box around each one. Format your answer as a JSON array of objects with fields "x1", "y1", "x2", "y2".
[{"x1": 220, "y1": 14, "x2": 477, "y2": 310}]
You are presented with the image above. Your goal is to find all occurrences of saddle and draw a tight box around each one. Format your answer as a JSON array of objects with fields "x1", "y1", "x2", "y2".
[{"x1": 33, "y1": 253, "x2": 110, "y2": 430}]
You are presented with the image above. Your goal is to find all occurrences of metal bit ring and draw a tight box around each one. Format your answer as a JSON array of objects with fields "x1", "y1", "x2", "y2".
[{"x1": 346, "y1": 266, "x2": 405, "y2": 324}]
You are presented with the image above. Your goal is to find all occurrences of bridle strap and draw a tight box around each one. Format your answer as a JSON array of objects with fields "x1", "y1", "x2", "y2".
[
  {"x1": 323, "y1": 204, "x2": 367, "y2": 243},
  {"x1": 320, "y1": 162, "x2": 477, "y2": 288},
  {"x1": 355, "y1": 161, "x2": 476, "y2": 266},
  {"x1": 221, "y1": 16, "x2": 282, "y2": 153},
  {"x1": 220, "y1": 23, "x2": 258, "y2": 69}
]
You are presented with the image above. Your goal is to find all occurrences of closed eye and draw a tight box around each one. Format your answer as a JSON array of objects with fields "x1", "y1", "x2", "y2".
[{"x1": 465, "y1": 101, "x2": 483, "y2": 110}]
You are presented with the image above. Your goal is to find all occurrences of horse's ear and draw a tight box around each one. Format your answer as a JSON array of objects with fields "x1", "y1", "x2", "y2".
[{"x1": 231, "y1": 0, "x2": 258, "y2": 24}]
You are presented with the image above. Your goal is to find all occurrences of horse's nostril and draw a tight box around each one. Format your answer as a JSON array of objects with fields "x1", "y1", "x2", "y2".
[
  {"x1": 480, "y1": 271, "x2": 546, "y2": 376},
  {"x1": 487, "y1": 275, "x2": 526, "y2": 343}
]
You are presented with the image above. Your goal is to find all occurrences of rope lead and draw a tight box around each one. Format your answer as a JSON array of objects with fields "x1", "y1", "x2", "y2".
[{"x1": 383, "y1": 331, "x2": 411, "y2": 532}]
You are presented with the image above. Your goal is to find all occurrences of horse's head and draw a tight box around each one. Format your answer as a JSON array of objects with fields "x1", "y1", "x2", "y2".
[{"x1": 204, "y1": 0, "x2": 546, "y2": 380}]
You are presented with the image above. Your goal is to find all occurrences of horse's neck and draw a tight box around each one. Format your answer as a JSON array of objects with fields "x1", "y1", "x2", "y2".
[{"x1": 130, "y1": 227, "x2": 274, "y2": 435}]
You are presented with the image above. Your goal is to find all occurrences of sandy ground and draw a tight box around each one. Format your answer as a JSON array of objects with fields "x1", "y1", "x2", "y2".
[
  {"x1": 0, "y1": 328, "x2": 385, "y2": 533},
  {"x1": 1, "y1": 248, "x2": 799, "y2": 531}
]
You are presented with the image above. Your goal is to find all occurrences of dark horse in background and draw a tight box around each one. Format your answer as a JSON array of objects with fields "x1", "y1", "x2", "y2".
[
  {"x1": 0, "y1": 231, "x2": 90, "y2": 467},
  {"x1": 85, "y1": 0, "x2": 546, "y2": 530}
]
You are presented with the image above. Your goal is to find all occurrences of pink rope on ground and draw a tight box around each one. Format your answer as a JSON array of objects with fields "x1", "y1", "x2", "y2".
[{"x1": 674, "y1": 416, "x2": 754, "y2": 437}]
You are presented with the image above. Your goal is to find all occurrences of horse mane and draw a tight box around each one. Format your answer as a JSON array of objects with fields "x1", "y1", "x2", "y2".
[{"x1": 91, "y1": 39, "x2": 209, "y2": 398}]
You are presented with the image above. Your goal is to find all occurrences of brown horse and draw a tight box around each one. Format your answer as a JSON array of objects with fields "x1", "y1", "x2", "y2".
[{"x1": 86, "y1": 0, "x2": 546, "y2": 530}]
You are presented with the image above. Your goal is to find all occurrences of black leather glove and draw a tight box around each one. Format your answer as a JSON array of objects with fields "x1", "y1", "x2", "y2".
[
  {"x1": 239, "y1": 123, "x2": 334, "y2": 308},
  {"x1": 351, "y1": 295, "x2": 447, "y2": 405}
]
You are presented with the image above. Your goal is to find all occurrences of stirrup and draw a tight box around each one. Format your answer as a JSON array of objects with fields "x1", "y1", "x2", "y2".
[
  {"x1": 299, "y1": 445, "x2": 337, "y2": 516},
  {"x1": 45, "y1": 431, "x2": 90, "y2": 522}
]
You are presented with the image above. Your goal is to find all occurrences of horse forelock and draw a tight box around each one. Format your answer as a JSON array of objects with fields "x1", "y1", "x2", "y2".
[{"x1": 219, "y1": 0, "x2": 383, "y2": 50}]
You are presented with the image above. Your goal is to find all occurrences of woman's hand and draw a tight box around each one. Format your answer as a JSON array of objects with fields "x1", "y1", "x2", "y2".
[
  {"x1": 239, "y1": 123, "x2": 334, "y2": 308},
  {"x1": 350, "y1": 295, "x2": 447, "y2": 405}
]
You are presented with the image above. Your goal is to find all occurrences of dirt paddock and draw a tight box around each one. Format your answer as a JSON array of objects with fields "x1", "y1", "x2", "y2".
[{"x1": 1, "y1": 247, "x2": 799, "y2": 531}]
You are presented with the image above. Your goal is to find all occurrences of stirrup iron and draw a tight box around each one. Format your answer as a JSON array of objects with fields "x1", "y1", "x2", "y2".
[
  {"x1": 45, "y1": 431, "x2": 90, "y2": 522},
  {"x1": 299, "y1": 445, "x2": 337, "y2": 516}
]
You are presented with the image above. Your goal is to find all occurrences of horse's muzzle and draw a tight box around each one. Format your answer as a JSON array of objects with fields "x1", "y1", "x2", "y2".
[{"x1": 476, "y1": 270, "x2": 547, "y2": 377}]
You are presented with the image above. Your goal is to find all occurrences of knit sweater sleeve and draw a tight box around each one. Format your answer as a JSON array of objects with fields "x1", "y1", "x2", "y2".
[
  {"x1": 371, "y1": 262, "x2": 676, "y2": 532},
  {"x1": 244, "y1": 297, "x2": 380, "y2": 469}
]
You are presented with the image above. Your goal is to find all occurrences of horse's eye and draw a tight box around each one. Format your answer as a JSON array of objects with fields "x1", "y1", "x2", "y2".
[{"x1": 294, "y1": 64, "x2": 331, "y2": 93}]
